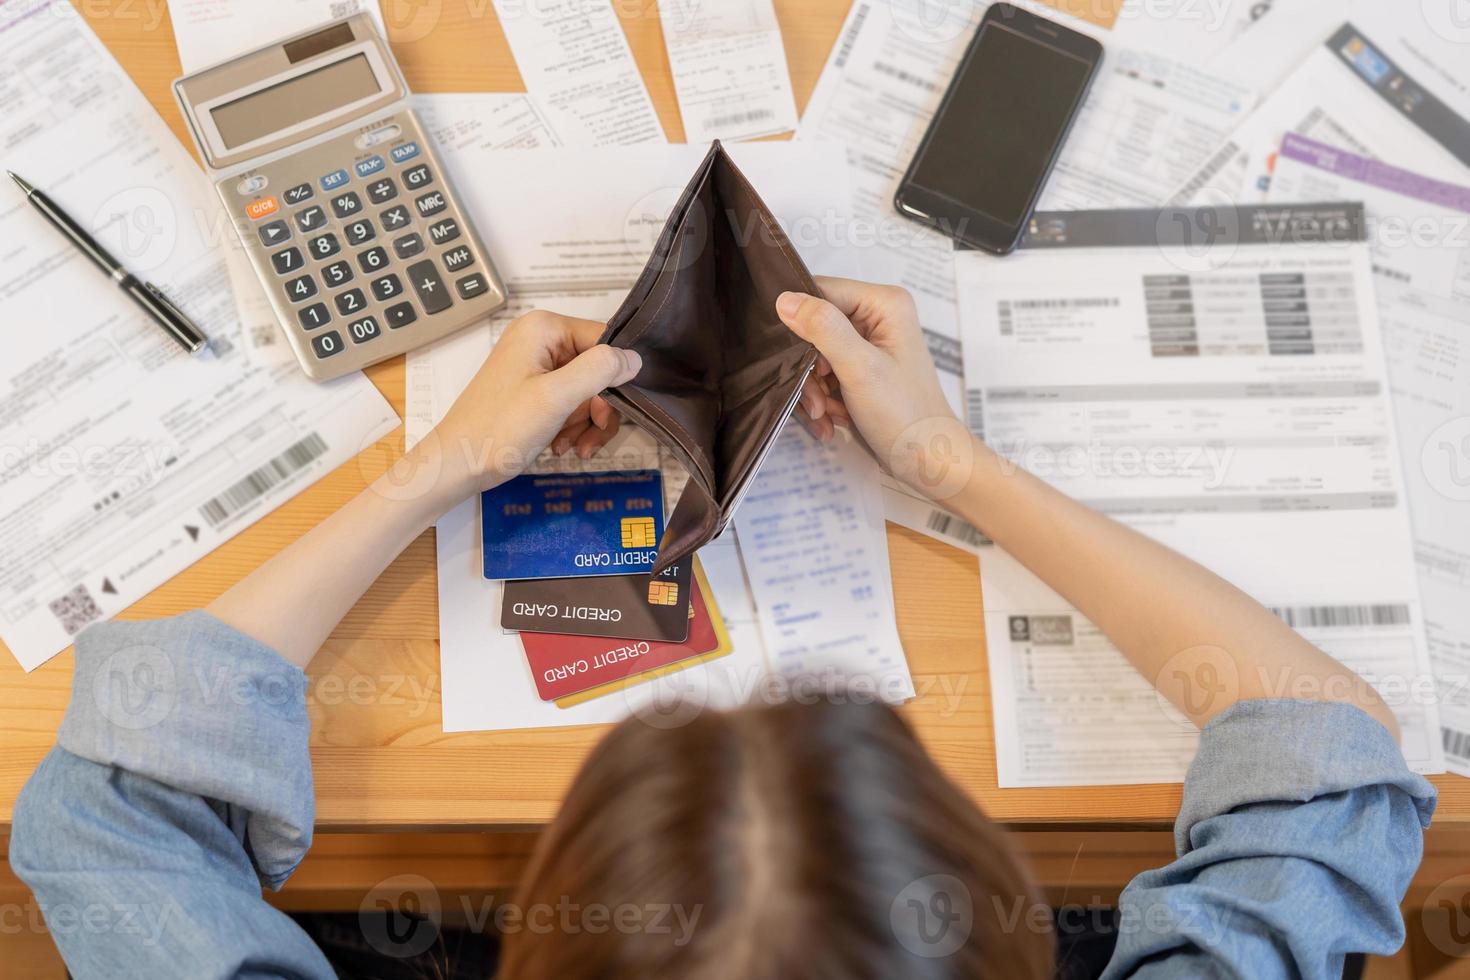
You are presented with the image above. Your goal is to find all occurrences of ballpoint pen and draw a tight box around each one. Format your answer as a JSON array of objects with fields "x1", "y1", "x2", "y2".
[{"x1": 8, "y1": 170, "x2": 208, "y2": 355}]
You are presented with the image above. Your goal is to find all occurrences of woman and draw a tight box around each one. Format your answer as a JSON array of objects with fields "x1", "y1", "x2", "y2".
[{"x1": 12, "y1": 278, "x2": 1434, "y2": 979}]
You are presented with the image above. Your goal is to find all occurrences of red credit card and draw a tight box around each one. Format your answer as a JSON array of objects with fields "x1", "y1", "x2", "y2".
[{"x1": 522, "y1": 574, "x2": 720, "y2": 701}]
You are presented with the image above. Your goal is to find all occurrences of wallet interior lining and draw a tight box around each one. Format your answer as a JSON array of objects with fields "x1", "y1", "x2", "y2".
[{"x1": 608, "y1": 152, "x2": 816, "y2": 503}]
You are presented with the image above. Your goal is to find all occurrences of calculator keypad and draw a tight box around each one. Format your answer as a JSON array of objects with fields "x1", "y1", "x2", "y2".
[{"x1": 229, "y1": 113, "x2": 504, "y2": 379}]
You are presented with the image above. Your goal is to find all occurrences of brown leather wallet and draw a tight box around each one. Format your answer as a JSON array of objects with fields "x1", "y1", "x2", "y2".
[{"x1": 598, "y1": 141, "x2": 819, "y2": 575}]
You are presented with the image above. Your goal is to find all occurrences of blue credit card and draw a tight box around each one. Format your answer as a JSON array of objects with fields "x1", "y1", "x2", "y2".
[{"x1": 481, "y1": 470, "x2": 664, "y2": 580}]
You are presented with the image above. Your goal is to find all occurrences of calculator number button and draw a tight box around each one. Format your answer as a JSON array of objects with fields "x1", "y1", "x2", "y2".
[
  {"x1": 393, "y1": 233, "x2": 424, "y2": 259},
  {"x1": 385, "y1": 301, "x2": 418, "y2": 329},
  {"x1": 322, "y1": 260, "x2": 355, "y2": 288},
  {"x1": 407, "y1": 260, "x2": 453, "y2": 314},
  {"x1": 456, "y1": 273, "x2": 490, "y2": 300},
  {"x1": 320, "y1": 169, "x2": 350, "y2": 191},
  {"x1": 357, "y1": 246, "x2": 390, "y2": 274},
  {"x1": 427, "y1": 217, "x2": 460, "y2": 246},
  {"x1": 345, "y1": 219, "x2": 376, "y2": 246},
  {"x1": 380, "y1": 205, "x2": 412, "y2": 232},
  {"x1": 270, "y1": 247, "x2": 304, "y2": 275},
  {"x1": 283, "y1": 182, "x2": 314, "y2": 206},
  {"x1": 347, "y1": 315, "x2": 383, "y2": 344},
  {"x1": 245, "y1": 197, "x2": 278, "y2": 221},
  {"x1": 298, "y1": 303, "x2": 331, "y2": 331},
  {"x1": 403, "y1": 164, "x2": 433, "y2": 191},
  {"x1": 309, "y1": 233, "x2": 342, "y2": 260},
  {"x1": 442, "y1": 245, "x2": 475, "y2": 273},
  {"x1": 296, "y1": 206, "x2": 327, "y2": 232},
  {"x1": 367, "y1": 178, "x2": 398, "y2": 205},
  {"x1": 258, "y1": 220, "x2": 291, "y2": 247},
  {"x1": 335, "y1": 289, "x2": 368, "y2": 316},
  {"x1": 371, "y1": 273, "x2": 404, "y2": 302},
  {"x1": 414, "y1": 190, "x2": 447, "y2": 218},
  {"x1": 312, "y1": 330, "x2": 345, "y2": 359},
  {"x1": 331, "y1": 192, "x2": 364, "y2": 219},
  {"x1": 285, "y1": 274, "x2": 318, "y2": 303}
]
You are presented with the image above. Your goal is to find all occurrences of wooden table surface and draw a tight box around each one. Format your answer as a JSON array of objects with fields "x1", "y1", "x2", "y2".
[{"x1": 3, "y1": 0, "x2": 1467, "y2": 835}]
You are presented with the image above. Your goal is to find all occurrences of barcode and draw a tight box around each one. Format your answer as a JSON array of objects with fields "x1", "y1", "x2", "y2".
[
  {"x1": 833, "y1": 3, "x2": 868, "y2": 69},
  {"x1": 199, "y1": 433, "x2": 328, "y2": 527},
  {"x1": 1267, "y1": 603, "x2": 1411, "y2": 629},
  {"x1": 1012, "y1": 298, "x2": 1119, "y2": 309},
  {"x1": 705, "y1": 108, "x2": 776, "y2": 131},
  {"x1": 1169, "y1": 139, "x2": 1240, "y2": 204},
  {"x1": 1444, "y1": 727, "x2": 1470, "y2": 760},
  {"x1": 926, "y1": 510, "x2": 988, "y2": 548},
  {"x1": 922, "y1": 328, "x2": 963, "y2": 377},
  {"x1": 965, "y1": 389, "x2": 986, "y2": 443},
  {"x1": 873, "y1": 61, "x2": 940, "y2": 92}
]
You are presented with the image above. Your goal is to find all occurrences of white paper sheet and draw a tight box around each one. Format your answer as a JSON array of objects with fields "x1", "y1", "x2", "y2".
[
  {"x1": 658, "y1": 0, "x2": 798, "y2": 142},
  {"x1": 1172, "y1": 1, "x2": 1470, "y2": 206},
  {"x1": 167, "y1": 0, "x2": 386, "y2": 72},
  {"x1": 417, "y1": 142, "x2": 886, "y2": 731},
  {"x1": 1268, "y1": 135, "x2": 1470, "y2": 775},
  {"x1": 735, "y1": 428, "x2": 914, "y2": 701},
  {"x1": 490, "y1": 0, "x2": 664, "y2": 146},
  {"x1": 798, "y1": 0, "x2": 1253, "y2": 547},
  {"x1": 0, "y1": 3, "x2": 399, "y2": 670},
  {"x1": 957, "y1": 204, "x2": 1444, "y2": 785}
]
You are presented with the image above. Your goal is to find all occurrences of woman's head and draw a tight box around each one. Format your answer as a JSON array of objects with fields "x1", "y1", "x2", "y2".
[{"x1": 500, "y1": 698, "x2": 1052, "y2": 979}]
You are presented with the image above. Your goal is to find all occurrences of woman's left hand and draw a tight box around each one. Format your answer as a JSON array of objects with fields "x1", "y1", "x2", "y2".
[{"x1": 429, "y1": 310, "x2": 642, "y2": 496}]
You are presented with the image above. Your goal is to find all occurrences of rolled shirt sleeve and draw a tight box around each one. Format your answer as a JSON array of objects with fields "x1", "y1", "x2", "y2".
[
  {"x1": 10, "y1": 612, "x2": 334, "y2": 979},
  {"x1": 1102, "y1": 699, "x2": 1437, "y2": 980}
]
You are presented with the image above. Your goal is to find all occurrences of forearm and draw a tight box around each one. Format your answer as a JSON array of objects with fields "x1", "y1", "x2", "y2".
[
  {"x1": 207, "y1": 442, "x2": 477, "y2": 668},
  {"x1": 950, "y1": 438, "x2": 1398, "y2": 737}
]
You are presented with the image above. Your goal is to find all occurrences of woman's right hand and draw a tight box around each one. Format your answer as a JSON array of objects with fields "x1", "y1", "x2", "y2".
[{"x1": 776, "y1": 277, "x2": 974, "y2": 501}]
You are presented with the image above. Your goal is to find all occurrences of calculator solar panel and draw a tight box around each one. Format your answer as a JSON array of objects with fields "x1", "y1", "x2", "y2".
[{"x1": 174, "y1": 15, "x2": 505, "y2": 380}]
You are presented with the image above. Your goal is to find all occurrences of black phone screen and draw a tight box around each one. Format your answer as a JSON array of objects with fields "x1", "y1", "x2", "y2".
[{"x1": 908, "y1": 21, "x2": 1094, "y2": 226}]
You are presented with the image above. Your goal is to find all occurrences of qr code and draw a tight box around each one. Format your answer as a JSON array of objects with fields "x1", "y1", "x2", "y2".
[
  {"x1": 331, "y1": 0, "x2": 360, "y2": 17},
  {"x1": 49, "y1": 585, "x2": 103, "y2": 636}
]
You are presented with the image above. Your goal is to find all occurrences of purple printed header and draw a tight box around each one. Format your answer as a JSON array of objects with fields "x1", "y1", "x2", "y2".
[{"x1": 1279, "y1": 133, "x2": 1470, "y2": 216}]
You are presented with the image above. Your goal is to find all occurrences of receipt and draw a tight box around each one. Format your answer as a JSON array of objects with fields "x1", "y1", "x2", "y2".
[
  {"x1": 959, "y1": 203, "x2": 1444, "y2": 784},
  {"x1": 1173, "y1": 3, "x2": 1470, "y2": 206},
  {"x1": 735, "y1": 428, "x2": 914, "y2": 701},
  {"x1": 167, "y1": 0, "x2": 386, "y2": 72},
  {"x1": 658, "y1": 0, "x2": 798, "y2": 142},
  {"x1": 490, "y1": 0, "x2": 664, "y2": 146},
  {"x1": 0, "y1": 4, "x2": 399, "y2": 670},
  {"x1": 1269, "y1": 136, "x2": 1470, "y2": 775},
  {"x1": 415, "y1": 92, "x2": 563, "y2": 153}
]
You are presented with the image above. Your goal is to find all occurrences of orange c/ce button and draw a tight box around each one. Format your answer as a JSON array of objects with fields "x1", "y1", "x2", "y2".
[{"x1": 245, "y1": 197, "x2": 279, "y2": 221}]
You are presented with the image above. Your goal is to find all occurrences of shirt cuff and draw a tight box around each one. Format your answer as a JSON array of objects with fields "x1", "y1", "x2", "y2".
[
  {"x1": 1178, "y1": 698, "x2": 1437, "y2": 855},
  {"x1": 58, "y1": 611, "x2": 314, "y2": 888}
]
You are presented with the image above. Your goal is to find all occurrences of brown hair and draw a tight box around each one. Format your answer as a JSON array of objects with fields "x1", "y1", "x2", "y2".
[{"x1": 499, "y1": 699, "x2": 1053, "y2": 979}]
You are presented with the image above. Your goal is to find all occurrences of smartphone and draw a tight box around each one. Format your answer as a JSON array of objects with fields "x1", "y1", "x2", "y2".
[{"x1": 894, "y1": 3, "x2": 1102, "y2": 255}]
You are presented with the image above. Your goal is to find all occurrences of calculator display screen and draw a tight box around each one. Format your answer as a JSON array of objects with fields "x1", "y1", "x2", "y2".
[{"x1": 211, "y1": 54, "x2": 380, "y2": 149}]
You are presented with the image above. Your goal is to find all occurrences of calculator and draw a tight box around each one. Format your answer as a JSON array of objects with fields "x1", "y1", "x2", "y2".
[{"x1": 173, "y1": 15, "x2": 506, "y2": 381}]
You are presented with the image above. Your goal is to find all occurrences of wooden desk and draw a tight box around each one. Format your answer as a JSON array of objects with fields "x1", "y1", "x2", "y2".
[{"x1": 2, "y1": 3, "x2": 1468, "y2": 947}]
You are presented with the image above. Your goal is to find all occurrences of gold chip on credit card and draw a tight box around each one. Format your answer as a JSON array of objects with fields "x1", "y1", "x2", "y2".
[{"x1": 620, "y1": 516, "x2": 656, "y2": 548}]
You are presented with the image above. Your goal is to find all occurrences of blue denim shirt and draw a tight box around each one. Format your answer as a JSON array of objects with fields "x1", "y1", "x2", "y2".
[{"x1": 11, "y1": 613, "x2": 1438, "y2": 978}]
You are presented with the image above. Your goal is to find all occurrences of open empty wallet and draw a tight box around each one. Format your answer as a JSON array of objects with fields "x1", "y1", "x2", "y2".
[{"x1": 597, "y1": 141, "x2": 820, "y2": 575}]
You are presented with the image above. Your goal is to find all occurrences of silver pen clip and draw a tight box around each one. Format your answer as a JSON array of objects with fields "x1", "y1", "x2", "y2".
[{"x1": 143, "y1": 281, "x2": 208, "y2": 353}]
